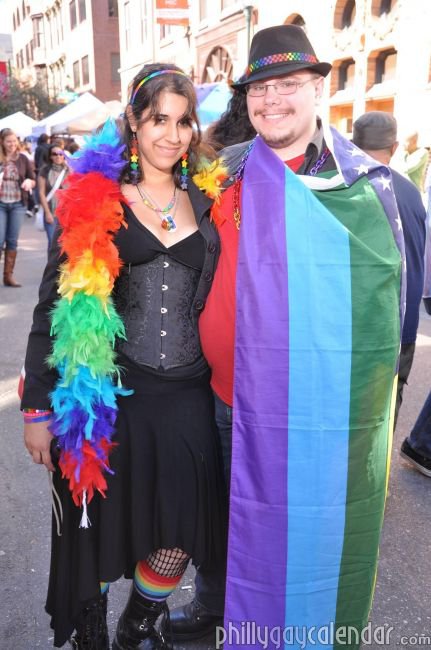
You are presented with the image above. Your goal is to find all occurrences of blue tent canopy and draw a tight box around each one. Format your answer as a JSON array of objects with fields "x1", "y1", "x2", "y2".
[{"x1": 195, "y1": 82, "x2": 232, "y2": 128}]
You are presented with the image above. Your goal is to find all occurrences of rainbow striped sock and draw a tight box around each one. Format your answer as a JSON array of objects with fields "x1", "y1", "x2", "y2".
[
  {"x1": 133, "y1": 560, "x2": 183, "y2": 602},
  {"x1": 100, "y1": 581, "x2": 109, "y2": 595}
]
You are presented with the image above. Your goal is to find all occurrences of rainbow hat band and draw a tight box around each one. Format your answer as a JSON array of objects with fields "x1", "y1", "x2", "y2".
[
  {"x1": 130, "y1": 69, "x2": 189, "y2": 104},
  {"x1": 246, "y1": 52, "x2": 318, "y2": 78}
]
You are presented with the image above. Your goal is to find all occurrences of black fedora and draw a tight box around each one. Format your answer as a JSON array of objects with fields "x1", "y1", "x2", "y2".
[{"x1": 232, "y1": 25, "x2": 332, "y2": 90}]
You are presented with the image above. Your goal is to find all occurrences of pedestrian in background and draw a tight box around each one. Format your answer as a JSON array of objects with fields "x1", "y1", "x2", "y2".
[
  {"x1": 403, "y1": 131, "x2": 429, "y2": 193},
  {"x1": 37, "y1": 142, "x2": 70, "y2": 250},
  {"x1": 0, "y1": 127, "x2": 35, "y2": 287},
  {"x1": 352, "y1": 111, "x2": 426, "y2": 425}
]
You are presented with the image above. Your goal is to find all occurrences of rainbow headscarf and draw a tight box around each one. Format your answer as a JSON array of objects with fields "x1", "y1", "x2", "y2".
[{"x1": 48, "y1": 120, "x2": 131, "y2": 515}]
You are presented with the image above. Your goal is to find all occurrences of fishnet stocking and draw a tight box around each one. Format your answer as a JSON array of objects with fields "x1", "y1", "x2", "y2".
[{"x1": 146, "y1": 547, "x2": 190, "y2": 578}]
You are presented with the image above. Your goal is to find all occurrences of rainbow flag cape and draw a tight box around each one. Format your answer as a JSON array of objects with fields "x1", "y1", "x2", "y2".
[{"x1": 224, "y1": 131, "x2": 403, "y2": 649}]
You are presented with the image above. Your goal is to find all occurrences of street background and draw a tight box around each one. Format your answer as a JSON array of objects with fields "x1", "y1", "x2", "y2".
[{"x1": 1, "y1": 218, "x2": 430, "y2": 649}]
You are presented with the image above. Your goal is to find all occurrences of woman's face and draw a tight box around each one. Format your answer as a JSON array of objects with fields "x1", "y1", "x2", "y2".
[
  {"x1": 132, "y1": 90, "x2": 193, "y2": 177},
  {"x1": 3, "y1": 134, "x2": 19, "y2": 156},
  {"x1": 50, "y1": 147, "x2": 66, "y2": 164}
]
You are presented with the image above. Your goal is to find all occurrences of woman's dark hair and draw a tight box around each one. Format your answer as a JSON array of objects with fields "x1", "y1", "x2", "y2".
[
  {"x1": 204, "y1": 89, "x2": 256, "y2": 152},
  {"x1": 120, "y1": 62, "x2": 211, "y2": 186}
]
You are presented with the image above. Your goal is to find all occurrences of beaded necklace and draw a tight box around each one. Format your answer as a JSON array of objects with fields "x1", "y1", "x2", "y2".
[
  {"x1": 232, "y1": 139, "x2": 331, "y2": 230},
  {"x1": 136, "y1": 184, "x2": 178, "y2": 232}
]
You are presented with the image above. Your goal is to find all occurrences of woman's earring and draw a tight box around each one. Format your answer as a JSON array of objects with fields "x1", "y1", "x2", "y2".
[
  {"x1": 180, "y1": 152, "x2": 188, "y2": 190},
  {"x1": 130, "y1": 132, "x2": 139, "y2": 185}
]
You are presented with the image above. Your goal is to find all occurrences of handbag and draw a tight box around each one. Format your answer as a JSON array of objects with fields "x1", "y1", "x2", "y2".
[{"x1": 35, "y1": 168, "x2": 66, "y2": 231}]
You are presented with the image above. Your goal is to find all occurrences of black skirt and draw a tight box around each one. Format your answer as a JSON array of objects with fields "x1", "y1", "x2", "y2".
[{"x1": 45, "y1": 363, "x2": 227, "y2": 647}]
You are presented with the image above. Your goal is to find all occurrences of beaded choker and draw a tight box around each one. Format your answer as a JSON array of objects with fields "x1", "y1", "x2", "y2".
[{"x1": 136, "y1": 184, "x2": 178, "y2": 232}]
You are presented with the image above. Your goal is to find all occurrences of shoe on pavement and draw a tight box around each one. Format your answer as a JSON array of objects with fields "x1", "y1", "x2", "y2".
[
  {"x1": 400, "y1": 438, "x2": 431, "y2": 477},
  {"x1": 160, "y1": 599, "x2": 223, "y2": 642}
]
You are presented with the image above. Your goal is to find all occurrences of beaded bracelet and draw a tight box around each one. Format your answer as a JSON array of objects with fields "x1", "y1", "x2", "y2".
[{"x1": 23, "y1": 408, "x2": 53, "y2": 424}]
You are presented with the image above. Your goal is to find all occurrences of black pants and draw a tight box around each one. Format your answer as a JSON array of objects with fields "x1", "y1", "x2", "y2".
[{"x1": 394, "y1": 342, "x2": 416, "y2": 428}]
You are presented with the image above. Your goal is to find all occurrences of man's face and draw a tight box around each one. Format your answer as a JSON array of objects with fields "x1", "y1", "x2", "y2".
[{"x1": 246, "y1": 70, "x2": 323, "y2": 159}]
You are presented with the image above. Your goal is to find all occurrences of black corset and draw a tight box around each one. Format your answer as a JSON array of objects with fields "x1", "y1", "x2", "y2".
[{"x1": 114, "y1": 255, "x2": 203, "y2": 370}]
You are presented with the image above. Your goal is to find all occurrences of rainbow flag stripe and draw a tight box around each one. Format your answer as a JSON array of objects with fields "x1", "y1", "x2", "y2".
[{"x1": 224, "y1": 133, "x2": 403, "y2": 649}]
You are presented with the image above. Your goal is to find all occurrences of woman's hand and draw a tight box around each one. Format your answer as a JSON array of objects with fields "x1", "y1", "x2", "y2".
[
  {"x1": 24, "y1": 421, "x2": 55, "y2": 472},
  {"x1": 21, "y1": 178, "x2": 35, "y2": 192},
  {"x1": 45, "y1": 211, "x2": 54, "y2": 224}
]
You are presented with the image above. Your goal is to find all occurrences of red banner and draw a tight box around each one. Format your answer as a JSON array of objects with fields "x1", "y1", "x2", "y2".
[{"x1": 155, "y1": 0, "x2": 189, "y2": 26}]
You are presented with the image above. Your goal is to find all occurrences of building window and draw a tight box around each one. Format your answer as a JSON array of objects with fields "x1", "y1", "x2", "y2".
[
  {"x1": 33, "y1": 17, "x2": 43, "y2": 48},
  {"x1": 73, "y1": 59, "x2": 80, "y2": 87},
  {"x1": 26, "y1": 43, "x2": 30, "y2": 65},
  {"x1": 199, "y1": 0, "x2": 207, "y2": 20},
  {"x1": 13, "y1": 14, "x2": 16, "y2": 30},
  {"x1": 290, "y1": 15, "x2": 306, "y2": 27},
  {"x1": 221, "y1": 0, "x2": 236, "y2": 9},
  {"x1": 111, "y1": 52, "x2": 120, "y2": 82},
  {"x1": 81, "y1": 55, "x2": 89, "y2": 85},
  {"x1": 140, "y1": 0, "x2": 149, "y2": 42},
  {"x1": 376, "y1": 49, "x2": 397, "y2": 83},
  {"x1": 342, "y1": 0, "x2": 356, "y2": 27},
  {"x1": 70, "y1": 0, "x2": 77, "y2": 29},
  {"x1": 108, "y1": 0, "x2": 118, "y2": 18},
  {"x1": 160, "y1": 23, "x2": 173, "y2": 40},
  {"x1": 339, "y1": 59, "x2": 355, "y2": 89},
  {"x1": 124, "y1": 1, "x2": 130, "y2": 49},
  {"x1": 17, "y1": 9, "x2": 20, "y2": 27},
  {"x1": 371, "y1": 0, "x2": 395, "y2": 15},
  {"x1": 79, "y1": 0, "x2": 86, "y2": 22}
]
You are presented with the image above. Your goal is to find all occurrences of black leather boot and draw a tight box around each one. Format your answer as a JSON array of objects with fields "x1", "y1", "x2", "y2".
[
  {"x1": 70, "y1": 593, "x2": 109, "y2": 649},
  {"x1": 112, "y1": 585, "x2": 168, "y2": 650},
  {"x1": 160, "y1": 599, "x2": 223, "y2": 642}
]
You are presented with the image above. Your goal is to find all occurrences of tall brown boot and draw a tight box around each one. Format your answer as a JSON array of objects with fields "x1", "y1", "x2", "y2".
[{"x1": 4, "y1": 249, "x2": 21, "y2": 287}]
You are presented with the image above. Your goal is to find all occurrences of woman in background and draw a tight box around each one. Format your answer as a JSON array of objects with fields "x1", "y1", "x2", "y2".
[
  {"x1": 38, "y1": 142, "x2": 70, "y2": 250},
  {"x1": 0, "y1": 127, "x2": 35, "y2": 286}
]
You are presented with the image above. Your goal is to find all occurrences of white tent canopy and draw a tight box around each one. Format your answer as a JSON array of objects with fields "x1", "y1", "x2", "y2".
[
  {"x1": 32, "y1": 92, "x2": 110, "y2": 136},
  {"x1": 52, "y1": 99, "x2": 123, "y2": 135},
  {"x1": 0, "y1": 111, "x2": 37, "y2": 138}
]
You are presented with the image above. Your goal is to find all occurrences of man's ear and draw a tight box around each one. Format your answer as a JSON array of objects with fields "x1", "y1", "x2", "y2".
[
  {"x1": 391, "y1": 141, "x2": 399, "y2": 157},
  {"x1": 315, "y1": 76, "x2": 324, "y2": 101},
  {"x1": 126, "y1": 105, "x2": 137, "y2": 132}
]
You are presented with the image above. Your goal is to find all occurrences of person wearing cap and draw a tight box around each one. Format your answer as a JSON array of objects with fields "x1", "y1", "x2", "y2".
[
  {"x1": 165, "y1": 25, "x2": 404, "y2": 647},
  {"x1": 352, "y1": 111, "x2": 426, "y2": 429}
]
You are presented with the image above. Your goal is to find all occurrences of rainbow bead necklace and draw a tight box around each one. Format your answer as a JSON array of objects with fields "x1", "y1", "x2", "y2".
[{"x1": 136, "y1": 184, "x2": 178, "y2": 232}]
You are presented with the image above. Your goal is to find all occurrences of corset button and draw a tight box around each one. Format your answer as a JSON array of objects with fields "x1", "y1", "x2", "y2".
[
  {"x1": 163, "y1": 261, "x2": 169, "y2": 268},
  {"x1": 195, "y1": 300, "x2": 204, "y2": 311},
  {"x1": 160, "y1": 353, "x2": 166, "y2": 360},
  {"x1": 162, "y1": 284, "x2": 168, "y2": 291},
  {"x1": 204, "y1": 271, "x2": 212, "y2": 282},
  {"x1": 161, "y1": 307, "x2": 167, "y2": 314},
  {"x1": 161, "y1": 330, "x2": 167, "y2": 337}
]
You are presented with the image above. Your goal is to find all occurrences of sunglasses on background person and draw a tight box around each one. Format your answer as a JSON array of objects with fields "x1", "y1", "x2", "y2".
[{"x1": 51, "y1": 150, "x2": 65, "y2": 156}]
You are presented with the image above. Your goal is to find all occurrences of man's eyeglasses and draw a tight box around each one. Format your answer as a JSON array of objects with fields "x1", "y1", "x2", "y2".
[
  {"x1": 51, "y1": 151, "x2": 64, "y2": 156},
  {"x1": 246, "y1": 77, "x2": 317, "y2": 97}
]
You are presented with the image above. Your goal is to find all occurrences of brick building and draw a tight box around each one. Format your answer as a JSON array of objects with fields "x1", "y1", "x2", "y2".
[{"x1": 7, "y1": 0, "x2": 121, "y2": 103}]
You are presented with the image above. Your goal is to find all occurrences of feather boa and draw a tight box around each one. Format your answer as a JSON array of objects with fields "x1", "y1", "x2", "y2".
[{"x1": 49, "y1": 119, "x2": 131, "y2": 509}]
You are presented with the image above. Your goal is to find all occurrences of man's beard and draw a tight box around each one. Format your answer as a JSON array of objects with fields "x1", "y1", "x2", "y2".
[{"x1": 257, "y1": 129, "x2": 296, "y2": 150}]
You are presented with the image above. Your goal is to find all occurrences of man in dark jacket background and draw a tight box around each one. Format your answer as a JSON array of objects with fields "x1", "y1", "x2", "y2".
[{"x1": 353, "y1": 111, "x2": 426, "y2": 426}]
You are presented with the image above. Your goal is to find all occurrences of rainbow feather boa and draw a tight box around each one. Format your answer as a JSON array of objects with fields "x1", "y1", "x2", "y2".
[{"x1": 49, "y1": 119, "x2": 131, "y2": 511}]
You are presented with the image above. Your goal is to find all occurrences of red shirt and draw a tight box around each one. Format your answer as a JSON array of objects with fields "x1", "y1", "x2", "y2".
[{"x1": 199, "y1": 155, "x2": 305, "y2": 406}]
